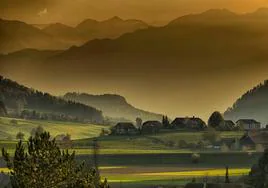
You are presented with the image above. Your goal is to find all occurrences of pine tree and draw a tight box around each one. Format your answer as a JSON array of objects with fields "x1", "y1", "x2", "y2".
[
  {"x1": 248, "y1": 149, "x2": 268, "y2": 188},
  {"x1": 2, "y1": 132, "x2": 103, "y2": 188}
]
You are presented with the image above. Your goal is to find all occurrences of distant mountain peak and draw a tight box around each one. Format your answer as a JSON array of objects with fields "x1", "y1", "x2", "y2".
[
  {"x1": 252, "y1": 7, "x2": 268, "y2": 16},
  {"x1": 202, "y1": 8, "x2": 235, "y2": 15},
  {"x1": 43, "y1": 22, "x2": 74, "y2": 30},
  {"x1": 63, "y1": 92, "x2": 162, "y2": 121},
  {"x1": 66, "y1": 92, "x2": 127, "y2": 103},
  {"x1": 169, "y1": 8, "x2": 238, "y2": 25},
  {"x1": 107, "y1": 16, "x2": 123, "y2": 22},
  {"x1": 76, "y1": 18, "x2": 99, "y2": 29}
]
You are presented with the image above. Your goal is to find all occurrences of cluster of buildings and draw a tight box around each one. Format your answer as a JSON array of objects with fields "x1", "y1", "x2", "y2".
[
  {"x1": 109, "y1": 117, "x2": 268, "y2": 151},
  {"x1": 110, "y1": 121, "x2": 162, "y2": 135},
  {"x1": 110, "y1": 117, "x2": 262, "y2": 135}
]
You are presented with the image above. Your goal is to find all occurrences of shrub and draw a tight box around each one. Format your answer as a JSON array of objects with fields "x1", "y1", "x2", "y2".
[
  {"x1": 191, "y1": 153, "x2": 200, "y2": 164},
  {"x1": 196, "y1": 141, "x2": 205, "y2": 149},
  {"x1": 16, "y1": 132, "x2": 24, "y2": 140},
  {"x1": 10, "y1": 119, "x2": 18, "y2": 126},
  {"x1": 99, "y1": 128, "x2": 109, "y2": 136},
  {"x1": 202, "y1": 128, "x2": 219, "y2": 144}
]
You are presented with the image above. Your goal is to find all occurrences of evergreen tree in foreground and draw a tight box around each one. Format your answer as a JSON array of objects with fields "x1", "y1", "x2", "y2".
[
  {"x1": 248, "y1": 149, "x2": 268, "y2": 188},
  {"x1": 2, "y1": 132, "x2": 108, "y2": 188}
]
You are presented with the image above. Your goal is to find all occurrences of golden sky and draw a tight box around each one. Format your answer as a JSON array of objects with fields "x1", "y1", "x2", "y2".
[
  {"x1": 2, "y1": 0, "x2": 268, "y2": 121},
  {"x1": 1, "y1": 0, "x2": 268, "y2": 25}
]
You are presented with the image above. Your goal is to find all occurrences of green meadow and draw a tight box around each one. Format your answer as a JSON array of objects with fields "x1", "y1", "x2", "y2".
[
  {"x1": 0, "y1": 117, "x2": 107, "y2": 140},
  {"x1": 0, "y1": 117, "x2": 254, "y2": 187}
]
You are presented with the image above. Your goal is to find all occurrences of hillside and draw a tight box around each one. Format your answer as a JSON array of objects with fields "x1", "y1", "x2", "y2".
[
  {"x1": 0, "y1": 101, "x2": 7, "y2": 116},
  {"x1": 0, "y1": 76, "x2": 103, "y2": 123},
  {"x1": 0, "y1": 117, "x2": 106, "y2": 140},
  {"x1": 0, "y1": 19, "x2": 66, "y2": 54},
  {"x1": 63, "y1": 92, "x2": 162, "y2": 121},
  {"x1": 224, "y1": 80, "x2": 268, "y2": 125}
]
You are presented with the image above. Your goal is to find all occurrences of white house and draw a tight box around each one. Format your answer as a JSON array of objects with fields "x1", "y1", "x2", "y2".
[{"x1": 236, "y1": 119, "x2": 261, "y2": 130}]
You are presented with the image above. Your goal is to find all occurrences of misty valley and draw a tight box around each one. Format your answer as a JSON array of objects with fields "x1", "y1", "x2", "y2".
[{"x1": 2, "y1": 3, "x2": 268, "y2": 188}]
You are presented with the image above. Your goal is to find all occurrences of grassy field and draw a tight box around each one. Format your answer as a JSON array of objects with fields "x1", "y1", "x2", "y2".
[
  {"x1": 73, "y1": 131, "x2": 245, "y2": 151},
  {"x1": 0, "y1": 165, "x2": 250, "y2": 187},
  {"x1": 0, "y1": 117, "x2": 254, "y2": 187},
  {"x1": 100, "y1": 167, "x2": 250, "y2": 182},
  {"x1": 100, "y1": 167, "x2": 250, "y2": 188},
  {"x1": 0, "y1": 117, "x2": 107, "y2": 140}
]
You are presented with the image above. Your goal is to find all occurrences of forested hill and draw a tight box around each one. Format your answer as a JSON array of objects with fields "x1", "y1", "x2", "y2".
[
  {"x1": 0, "y1": 76, "x2": 103, "y2": 123},
  {"x1": 224, "y1": 80, "x2": 268, "y2": 125},
  {"x1": 63, "y1": 92, "x2": 162, "y2": 121},
  {"x1": 0, "y1": 101, "x2": 7, "y2": 116}
]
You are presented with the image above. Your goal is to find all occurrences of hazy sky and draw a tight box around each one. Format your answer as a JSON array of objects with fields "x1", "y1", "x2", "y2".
[
  {"x1": 1, "y1": 0, "x2": 268, "y2": 25},
  {"x1": 2, "y1": 0, "x2": 268, "y2": 122}
]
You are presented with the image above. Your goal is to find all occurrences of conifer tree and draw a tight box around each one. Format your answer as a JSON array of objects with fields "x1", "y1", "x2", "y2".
[{"x1": 2, "y1": 132, "x2": 104, "y2": 188}]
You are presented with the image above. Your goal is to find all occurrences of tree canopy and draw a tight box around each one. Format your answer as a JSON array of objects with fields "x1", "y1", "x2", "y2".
[
  {"x1": 2, "y1": 132, "x2": 106, "y2": 188},
  {"x1": 208, "y1": 111, "x2": 224, "y2": 128},
  {"x1": 248, "y1": 149, "x2": 268, "y2": 188}
]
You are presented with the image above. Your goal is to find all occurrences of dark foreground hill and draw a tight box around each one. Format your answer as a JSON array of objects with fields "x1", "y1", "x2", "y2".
[
  {"x1": 64, "y1": 92, "x2": 162, "y2": 121},
  {"x1": 224, "y1": 80, "x2": 268, "y2": 125},
  {"x1": 0, "y1": 76, "x2": 103, "y2": 123}
]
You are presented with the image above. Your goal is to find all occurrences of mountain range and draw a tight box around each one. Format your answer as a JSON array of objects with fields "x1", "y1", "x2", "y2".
[
  {"x1": 0, "y1": 17, "x2": 148, "y2": 54},
  {"x1": 2, "y1": 8, "x2": 268, "y2": 119},
  {"x1": 0, "y1": 19, "x2": 65, "y2": 54},
  {"x1": 0, "y1": 76, "x2": 161, "y2": 122},
  {"x1": 63, "y1": 92, "x2": 162, "y2": 121},
  {"x1": 10, "y1": 7, "x2": 268, "y2": 91}
]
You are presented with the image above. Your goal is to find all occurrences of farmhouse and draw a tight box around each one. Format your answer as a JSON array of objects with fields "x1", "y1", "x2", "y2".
[
  {"x1": 171, "y1": 117, "x2": 206, "y2": 130},
  {"x1": 111, "y1": 122, "x2": 138, "y2": 135},
  {"x1": 141, "y1": 121, "x2": 162, "y2": 134},
  {"x1": 236, "y1": 119, "x2": 261, "y2": 130},
  {"x1": 240, "y1": 130, "x2": 268, "y2": 149}
]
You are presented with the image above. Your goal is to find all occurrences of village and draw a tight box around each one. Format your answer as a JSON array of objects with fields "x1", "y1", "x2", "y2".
[{"x1": 110, "y1": 115, "x2": 266, "y2": 152}]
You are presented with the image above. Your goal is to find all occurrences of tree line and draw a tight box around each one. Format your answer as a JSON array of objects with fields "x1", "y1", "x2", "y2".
[{"x1": 0, "y1": 76, "x2": 103, "y2": 123}]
